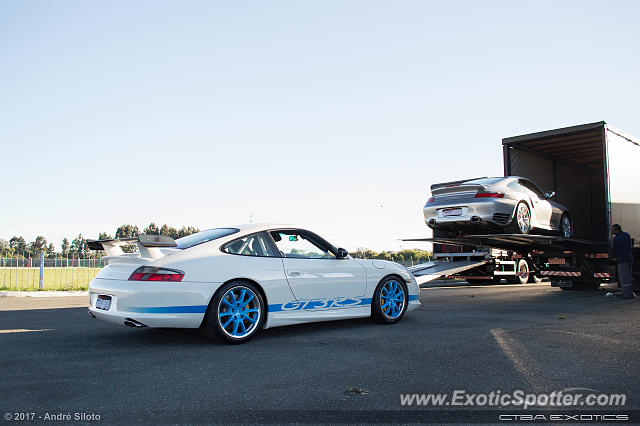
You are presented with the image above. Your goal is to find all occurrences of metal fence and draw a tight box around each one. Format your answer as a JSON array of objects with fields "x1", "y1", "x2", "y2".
[{"x1": 0, "y1": 252, "x2": 106, "y2": 291}]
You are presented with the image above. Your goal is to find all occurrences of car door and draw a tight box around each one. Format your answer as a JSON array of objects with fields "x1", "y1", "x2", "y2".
[
  {"x1": 268, "y1": 229, "x2": 367, "y2": 309},
  {"x1": 520, "y1": 179, "x2": 553, "y2": 228}
]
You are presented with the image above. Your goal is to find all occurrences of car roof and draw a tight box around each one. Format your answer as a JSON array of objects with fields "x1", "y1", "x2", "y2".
[{"x1": 217, "y1": 223, "x2": 307, "y2": 233}]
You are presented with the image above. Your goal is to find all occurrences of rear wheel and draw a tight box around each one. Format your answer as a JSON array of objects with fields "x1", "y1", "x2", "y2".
[
  {"x1": 202, "y1": 281, "x2": 265, "y2": 344},
  {"x1": 560, "y1": 213, "x2": 573, "y2": 238},
  {"x1": 371, "y1": 276, "x2": 408, "y2": 324},
  {"x1": 507, "y1": 259, "x2": 529, "y2": 284},
  {"x1": 507, "y1": 202, "x2": 531, "y2": 235}
]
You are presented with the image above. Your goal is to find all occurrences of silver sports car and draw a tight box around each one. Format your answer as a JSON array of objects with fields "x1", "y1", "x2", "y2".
[{"x1": 423, "y1": 176, "x2": 572, "y2": 237}]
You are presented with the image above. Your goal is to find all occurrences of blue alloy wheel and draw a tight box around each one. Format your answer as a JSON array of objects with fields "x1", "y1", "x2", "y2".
[
  {"x1": 380, "y1": 279, "x2": 406, "y2": 319},
  {"x1": 217, "y1": 286, "x2": 261, "y2": 339}
]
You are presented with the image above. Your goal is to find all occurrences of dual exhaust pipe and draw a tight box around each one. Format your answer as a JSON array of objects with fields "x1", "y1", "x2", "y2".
[
  {"x1": 429, "y1": 216, "x2": 482, "y2": 225},
  {"x1": 88, "y1": 309, "x2": 147, "y2": 328},
  {"x1": 124, "y1": 318, "x2": 147, "y2": 328}
]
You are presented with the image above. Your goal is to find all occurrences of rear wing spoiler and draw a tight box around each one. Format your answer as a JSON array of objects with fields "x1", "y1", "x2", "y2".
[
  {"x1": 430, "y1": 177, "x2": 487, "y2": 191},
  {"x1": 86, "y1": 234, "x2": 177, "y2": 258}
]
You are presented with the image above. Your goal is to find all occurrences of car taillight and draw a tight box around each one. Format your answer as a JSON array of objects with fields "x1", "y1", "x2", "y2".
[
  {"x1": 128, "y1": 266, "x2": 184, "y2": 282},
  {"x1": 427, "y1": 197, "x2": 435, "y2": 203},
  {"x1": 475, "y1": 192, "x2": 504, "y2": 198}
]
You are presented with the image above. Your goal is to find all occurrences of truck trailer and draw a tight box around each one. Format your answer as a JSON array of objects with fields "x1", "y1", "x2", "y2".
[{"x1": 408, "y1": 121, "x2": 640, "y2": 290}]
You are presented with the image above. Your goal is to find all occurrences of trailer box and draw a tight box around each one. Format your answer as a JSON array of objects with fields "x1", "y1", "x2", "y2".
[{"x1": 502, "y1": 121, "x2": 640, "y2": 247}]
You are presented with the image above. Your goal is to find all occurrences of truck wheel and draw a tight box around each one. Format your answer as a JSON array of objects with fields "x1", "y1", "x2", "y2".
[
  {"x1": 507, "y1": 259, "x2": 529, "y2": 284},
  {"x1": 507, "y1": 202, "x2": 531, "y2": 235},
  {"x1": 560, "y1": 213, "x2": 573, "y2": 238}
]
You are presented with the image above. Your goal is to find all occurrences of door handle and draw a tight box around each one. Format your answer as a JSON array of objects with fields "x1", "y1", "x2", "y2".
[{"x1": 287, "y1": 270, "x2": 301, "y2": 277}]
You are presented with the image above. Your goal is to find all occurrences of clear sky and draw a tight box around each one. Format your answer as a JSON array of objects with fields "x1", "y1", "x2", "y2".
[{"x1": 1, "y1": 0, "x2": 639, "y2": 252}]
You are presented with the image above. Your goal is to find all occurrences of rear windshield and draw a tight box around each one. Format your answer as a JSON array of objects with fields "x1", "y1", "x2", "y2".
[
  {"x1": 175, "y1": 228, "x2": 239, "y2": 249},
  {"x1": 465, "y1": 177, "x2": 504, "y2": 185}
]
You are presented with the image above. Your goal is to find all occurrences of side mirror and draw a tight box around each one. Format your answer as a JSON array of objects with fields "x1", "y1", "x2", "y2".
[
  {"x1": 336, "y1": 248, "x2": 349, "y2": 259},
  {"x1": 545, "y1": 191, "x2": 556, "y2": 199}
]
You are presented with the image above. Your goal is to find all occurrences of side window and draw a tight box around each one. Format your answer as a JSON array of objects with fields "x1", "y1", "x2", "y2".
[
  {"x1": 507, "y1": 181, "x2": 522, "y2": 192},
  {"x1": 269, "y1": 230, "x2": 336, "y2": 259},
  {"x1": 222, "y1": 232, "x2": 278, "y2": 257},
  {"x1": 519, "y1": 179, "x2": 545, "y2": 199}
]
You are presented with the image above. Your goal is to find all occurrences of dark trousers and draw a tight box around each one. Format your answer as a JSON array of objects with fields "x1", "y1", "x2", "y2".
[{"x1": 618, "y1": 262, "x2": 634, "y2": 299}]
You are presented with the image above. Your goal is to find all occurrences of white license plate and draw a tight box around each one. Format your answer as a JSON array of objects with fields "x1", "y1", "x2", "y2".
[
  {"x1": 96, "y1": 296, "x2": 112, "y2": 311},
  {"x1": 548, "y1": 258, "x2": 566, "y2": 265},
  {"x1": 442, "y1": 208, "x2": 462, "y2": 217}
]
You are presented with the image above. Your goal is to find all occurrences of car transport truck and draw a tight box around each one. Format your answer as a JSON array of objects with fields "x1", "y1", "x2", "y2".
[{"x1": 407, "y1": 121, "x2": 640, "y2": 290}]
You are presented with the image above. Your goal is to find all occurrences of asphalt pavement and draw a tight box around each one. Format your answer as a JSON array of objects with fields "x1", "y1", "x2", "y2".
[{"x1": 0, "y1": 284, "x2": 638, "y2": 424}]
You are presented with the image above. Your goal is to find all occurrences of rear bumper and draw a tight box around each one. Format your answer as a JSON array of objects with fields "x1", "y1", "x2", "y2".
[
  {"x1": 424, "y1": 199, "x2": 517, "y2": 229},
  {"x1": 88, "y1": 277, "x2": 218, "y2": 328},
  {"x1": 88, "y1": 306, "x2": 204, "y2": 328}
]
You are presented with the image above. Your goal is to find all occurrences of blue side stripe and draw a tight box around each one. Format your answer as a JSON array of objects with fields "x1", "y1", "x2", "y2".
[
  {"x1": 129, "y1": 295, "x2": 418, "y2": 315},
  {"x1": 129, "y1": 305, "x2": 207, "y2": 314}
]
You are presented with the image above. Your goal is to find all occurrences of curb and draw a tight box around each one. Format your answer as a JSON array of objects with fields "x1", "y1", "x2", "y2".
[{"x1": 0, "y1": 291, "x2": 88, "y2": 298}]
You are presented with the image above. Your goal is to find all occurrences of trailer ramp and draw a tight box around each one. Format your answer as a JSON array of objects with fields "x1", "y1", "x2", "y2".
[
  {"x1": 408, "y1": 259, "x2": 489, "y2": 285},
  {"x1": 403, "y1": 234, "x2": 607, "y2": 254}
]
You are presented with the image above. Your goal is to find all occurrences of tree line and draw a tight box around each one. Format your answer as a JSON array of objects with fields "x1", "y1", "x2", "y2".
[
  {"x1": 350, "y1": 248, "x2": 432, "y2": 263},
  {"x1": 0, "y1": 223, "x2": 200, "y2": 258},
  {"x1": 1, "y1": 224, "x2": 431, "y2": 262}
]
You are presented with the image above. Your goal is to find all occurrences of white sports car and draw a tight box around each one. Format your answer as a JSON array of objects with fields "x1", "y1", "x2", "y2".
[{"x1": 87, "y1": 224, "x2": 420, "y2": 344}]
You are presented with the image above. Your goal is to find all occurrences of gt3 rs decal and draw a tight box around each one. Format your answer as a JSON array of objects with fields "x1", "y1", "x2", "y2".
[
  {"x1": 269, "y1": 297, "x2": 372, "y2": 312},
  {"x1": 268, "y1": 295, "x2": 419, "y2": 312}
]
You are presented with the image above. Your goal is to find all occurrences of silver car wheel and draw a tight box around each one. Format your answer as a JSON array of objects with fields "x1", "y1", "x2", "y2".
[
  {"x1": 516, "y1": 203, "x2": 531, "y2": 234},
  {"x1": 561, "y1": 215, "x2": 572, "y2": 238}
]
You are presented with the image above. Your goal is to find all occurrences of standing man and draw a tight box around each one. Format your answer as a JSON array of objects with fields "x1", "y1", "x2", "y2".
[{"x1": 611, "y1": 224, "x2": 635, "y2": 299}]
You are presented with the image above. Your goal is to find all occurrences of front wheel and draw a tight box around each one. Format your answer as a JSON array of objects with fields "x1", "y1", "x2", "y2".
[
  {"x1": 202, "y1": 281, "x2": 265, "y2": 344},
  {"x1": 371, "y1": 276, "x2": 408, "y2": 324},
  {"x1": 560, "y1": 213, "x2": 573, "y2": 238}
]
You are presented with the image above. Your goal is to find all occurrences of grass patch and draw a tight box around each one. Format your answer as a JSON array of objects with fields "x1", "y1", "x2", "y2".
[{"x1": 0, "y1": 268, "x2": 98, "y2": 291}]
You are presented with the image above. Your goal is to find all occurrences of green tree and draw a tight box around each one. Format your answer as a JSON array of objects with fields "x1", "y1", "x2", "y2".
[
  {"x1": 70, "y1": 234, "x2": 89, "y2": 258},
  {"x1": 9, "y1": 236, "x2": 27, "y2": 255},
  {"x1": 98, "y1": 232, "x2": 112, "y2": 240},
  {"x1": 28, "y1": 236, "x2": 48, "y2": 255},
  {"x1": 159, "y1": 224, "x2": 179, "y2": 239},
  {"x1": 143, "y1": 223, "x2": 160, "y2": 235},
  {"x1": 115, "y1": 224, "x2": 139, "y2": 239},
  {"x1": 61, "y1": 238, "x2": 70, "y2": 257},
  {"x1": 376, "y1": 251, "x2": 392, "y2": 261},
  {"x1": 177, "y1": 226, "x2": 199, "y2": 238},
  {"x1": 47, "y1": 243, "x2": 57, "y2": 258},
  {"x1": 0, "y1": 238, "x2": 9, "y2": 253},
  {"x1": 115, "y1": 224, "x2": 139, "y2": 253}
]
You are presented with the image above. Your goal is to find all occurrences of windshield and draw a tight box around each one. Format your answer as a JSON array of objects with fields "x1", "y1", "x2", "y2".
[{"x1": 175, "y1": 228, "x2": 239, "y2": 249}]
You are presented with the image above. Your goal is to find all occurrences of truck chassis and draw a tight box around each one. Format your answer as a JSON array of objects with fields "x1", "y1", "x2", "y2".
[{"x1": 406, "y1": 234, "x2": 621, "y2": 290}]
